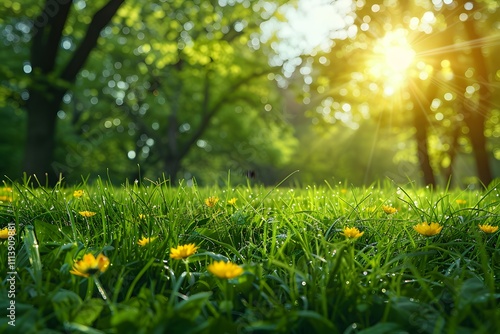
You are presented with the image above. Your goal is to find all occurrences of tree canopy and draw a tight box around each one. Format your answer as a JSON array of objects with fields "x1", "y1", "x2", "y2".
[
  {"x1": 1, "y1": 0, "x2": 499, "y2": 186},
  {"x1": 292, "y1": 0, "x2": 500, "y2": 186}
]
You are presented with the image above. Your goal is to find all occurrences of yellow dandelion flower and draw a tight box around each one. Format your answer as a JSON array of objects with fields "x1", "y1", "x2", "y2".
[
  {"x1": 73, "y1": 190, "x2": 84, "y2": 198},
  {"x1": 79, "y1": 211, "x2": 96, "y2": 217},
  {"x1": 3, "y1": 187, "x2": 13, "y2": 192},
  {"x1": 0, "y1": 195, "x2": 12, "y2": 202},
  {"x1": 137, "y1": 236, "x2": 157, "y2": 246},
  {"x1": 170, "y1": 243, "x2": 199, "y2": 260},
  {"x1": 138, "y1": 214, "x2": 146, "y2": 220},
  {"x1": 70, "y1": 253, "x2": 110, "y2": 278},
  {"x1": 205, "y1": 196, "x2": 219, "y2": 207},
  {"x1": 0, "y1": 227, "x2": 14, "y2": 239},
  {"x1": 208, "y1": 261, "x2": 244, "y2": 279},
  {"x1": 455, "y1": 199, "x2": 467, "y2": 205},
  {"x1": 341, "y1": 227, "x2": 364, "y2": 239},
  {"x1": 382, "y1": 205, "x2": 397, "y2": 214},
  {"x1": 413, "y1": 222, "x2": 443, "y2": 237},
  {"x1": 227, "y1": 198, "x2": 238, "y2": 206},
  {"x1": 478, "y1": 224, "x2": 498, "y2": 234}
]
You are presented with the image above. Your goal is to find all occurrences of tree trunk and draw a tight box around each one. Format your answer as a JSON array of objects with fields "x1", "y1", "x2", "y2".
[
  {"x1": 410, "y1": 82, "x2": 437, "y2": 187},
  {"x1": 441, "y1": 25, "x2": 466, "y2": 188},
  {"x1": 414, "y1": 111, "x2": 436, "y2": 187},
  {"x1": 162, "y1": 59, "x2": 183, "y2": 181},
  {"x1": 22, "y1": 89, "x2": 63, "y2": 185},
  {"x1": 164, "y1": 156, "x2": 182, "y2": 181},
  {"x1": 468, "y1": 114, "x2": 492, "y2": 186},
  {"x1": 443, "y1": 124, "x2": 461, "y2": 187},
  {"x1": 22, "y1": 0, "x2": 124, "y2": 186},
  {"x1": 462, "y1": 12, "x2": 493, "y2": 186}
]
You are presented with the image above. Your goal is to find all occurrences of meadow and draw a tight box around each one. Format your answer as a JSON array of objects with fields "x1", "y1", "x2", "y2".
[{"x1": 0, "y1": 178, "x2": 499, "y2": 333}]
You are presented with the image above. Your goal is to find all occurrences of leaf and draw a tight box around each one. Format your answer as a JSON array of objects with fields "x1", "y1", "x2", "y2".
[
  {"x1": 231, "y1": 211, "x2": 247, "y2": 225},
  {"x1": 296, "y1": 310, "x2": 337, "y2": 333},
  {"x1": 173, "y1": 292, "x2": 212, "y2": 321},
  {"x1": 110, "y1": 306, "x2": 142, "y2": 332},
  {"x1": 389, "y1": 297, "x2": 444, "y2": 333},
  {"x1": 72, "y1": 298, "x2": 105, "y2": 327},
  {"x1": 357, "y1": 322, "x2": 406, "y2": 334},
  {"x1": 64, "y1": 322, "x2": 106, "y2": 334},
  {"x1": 457, "y1": 277, "x2": 499, "y2": 309},
  {"x1": 188, "y1": 251, "x2": 228, "y2": 262},
  {"x1": 244, "y1": 321, "x2": 279, "y2": 332},
  {"x1": 185, "y1": 218, "x2": 210, "y2": 234},
  {"x1": 24, "y1": 225, "x2": 43, "y2": 289},
  {"x1": 102, "y1": 245, "x2": 115, "y2": 252},
  {"x1": 33, "y1": 219, "x2": 62, "y2": 243},
  {"x1": 193, "y1": 227, "x2": 218, "y2": 239},
  {"x1": 51, "y1": 289, "x2": 83, "y2": 323},
  {"x1": 61, "y1": 242, "x2": 77, "y2": 251}
]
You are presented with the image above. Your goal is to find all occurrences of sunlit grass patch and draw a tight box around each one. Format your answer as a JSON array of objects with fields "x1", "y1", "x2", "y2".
[{"x1": 2, "y1": 179, "x2": 499, "y2": 333}]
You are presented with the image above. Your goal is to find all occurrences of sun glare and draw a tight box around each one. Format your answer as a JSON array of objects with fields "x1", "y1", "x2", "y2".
[
  {"x1": 384, "y1": 44, "x2": 415, "y2": 72},
  {"x1": 369, "y1": 29, "x2": 416, "y2": 95}
]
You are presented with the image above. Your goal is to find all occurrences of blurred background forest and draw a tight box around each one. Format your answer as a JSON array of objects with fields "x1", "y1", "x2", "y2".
[{"x1": 1, "y1": 0, "x2": 499, "y2": 187}]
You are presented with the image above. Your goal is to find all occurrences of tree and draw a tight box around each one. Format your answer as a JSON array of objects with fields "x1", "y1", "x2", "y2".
[
  {"x1": 459, "y1": 2, "x2": 494, "y2": 185},
  {"x1": 1, "y1": 0, "x2": 298, "y2": 185},
  {"x1": 69, "y1": 0, "x2": 296, "y2": 184},
  {"x1": 303, "y1": 0, "x2": 499, "y2": 186},
  {"x1": 20, "y1": 0, "x2": 125, "y2": 185}
]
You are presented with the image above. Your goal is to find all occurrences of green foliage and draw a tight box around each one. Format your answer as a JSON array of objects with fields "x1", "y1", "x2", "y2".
[
  {"x1": 0, "y1": 0, "x2": 297, "y2": 185},
  {"x1": 0, "y1": 180, "x2": 499, "y2": 332},
  {"x1": 289, "y1": 119, "x2": 416, "y2": 185},
  {"x1": 1, "y1": 0, "x2": 499, "y2": 187},
  {"x1": 292, "y1": 0, "x2": 500, "y2": 186}
]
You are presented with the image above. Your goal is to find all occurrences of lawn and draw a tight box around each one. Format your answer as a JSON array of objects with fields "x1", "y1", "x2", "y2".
[{"x1": 0, "y1": 178, "x2": 499, "y2": 333}]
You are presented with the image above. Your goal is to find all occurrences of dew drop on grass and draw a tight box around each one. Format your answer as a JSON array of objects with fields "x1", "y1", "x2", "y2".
[
  {"x1": 346, "y1": 281, "x2": 350, "y2": 285},
  {"x1": 351, "y1": 323, "x2": 357, "y2": 329},
  {"x1": 363, "y1": 271, "x2": 368, "y2": 276},
  {"x1": 301, "y1": 281, "x2": 306, "y2": 286},
  {"x1": 381, "y1": 288, "x2": 386, "y2": 293}
]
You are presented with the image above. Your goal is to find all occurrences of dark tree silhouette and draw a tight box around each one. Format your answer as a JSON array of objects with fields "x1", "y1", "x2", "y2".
[{"x1": 23, "y1": 0, "x2": 124, "y2": 185}]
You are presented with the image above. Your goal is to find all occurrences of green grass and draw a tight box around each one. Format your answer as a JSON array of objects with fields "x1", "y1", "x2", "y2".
[{"x1": 1, "y1": 178, "x2": 499, "y2": 333}]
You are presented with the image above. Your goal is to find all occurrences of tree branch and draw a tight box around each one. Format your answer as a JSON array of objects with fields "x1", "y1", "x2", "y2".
[
  {"x1": 179, "y1": 68, "x2": 273, "y2": 159},
  {"x1": 60, "y1": 0, "x2": 124, "y2": 83},
  {"x1": 31, "y1": 0, "x2": 72, "y2": 72}
]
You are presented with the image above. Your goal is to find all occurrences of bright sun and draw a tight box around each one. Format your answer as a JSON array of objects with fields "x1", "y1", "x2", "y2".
[{"x1": 370, "y1": 29, "x2": 416, "y2": 95}]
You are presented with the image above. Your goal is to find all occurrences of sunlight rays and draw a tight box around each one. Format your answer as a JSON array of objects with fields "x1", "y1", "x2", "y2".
[
  {"x1": 417, "y1": 33, "x2": 500, "y2": 57},
  {"x1": 364, "y1": 15, "x2": 500, "y2": 121},
  {"x1": 357, "y1": 7, "x2": 500, "y2": 184}
]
